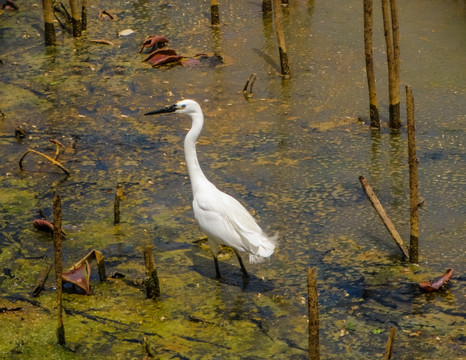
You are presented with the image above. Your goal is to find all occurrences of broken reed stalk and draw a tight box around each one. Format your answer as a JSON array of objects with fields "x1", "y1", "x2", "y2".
[
  {"x1": 363, "y1": 0, "x2": 380, "y2": 128},
  {"x1": 359, "y1": 176, "x2": 409, "y2": 259},
  {"x1": 383, "y1": 327, "x2": 397, "y2": 360},
  {"x1": 307, "y1": 267, "x2": 320, "y2": 360},
  {"x1": 381, "y1": 0, "x2": 401, "y2": 129},
  {"x1": 114, "y1": 185, "x2": 122, "y2": 225},
  {"x1": 210, "y1": 0, "x2": 220, "y2": 26},
  {"x1": 67, "y1": 250, "x2": 107, "y2": 281},
  {"x1": 406, "y1": 86, "x2": 419, "y2": 263},
  {"x1": 143, "y1": 246, "x2": 160, "y2": 299},
  {"x1": 272, "y1": 0, "x2": 291, "y2": 77},
  {"x1": 69, "y1": 0, "x2": 82, "y2": 37},
  {"x1": 262, "y1": 0, "x2": 272, "y2": 13},
  {"x1": 53, "y1": 191, "x2": 65, "y2": 345},
  {"x1": 42, "y1": 0, "x2": 56, "y2": 46},
  {"x1": 32, "y1": 263, "x2": 52, "y2": 297},
  {"x1": 242, "y1": 73, "x2": 257, "y2": 97},
  {"x1": 81, "y1": 0, "x2": 88, "y2": 30},
  {"x1": 19, "y1": 149, "x2": 70, "y2": 176}
]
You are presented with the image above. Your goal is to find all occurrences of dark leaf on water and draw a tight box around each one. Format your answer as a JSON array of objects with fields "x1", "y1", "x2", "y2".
[
  {"x1": 2, "y1": 0, "x2": 19, "y2": 11},
  {"x1": 419, "y1": 269, "x2": 454, "y2": 292}
]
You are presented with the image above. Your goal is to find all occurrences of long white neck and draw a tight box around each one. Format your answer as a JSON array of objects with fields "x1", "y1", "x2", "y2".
[{"x1": 184, "y1": 111, "x2": 211, "y2": 193}]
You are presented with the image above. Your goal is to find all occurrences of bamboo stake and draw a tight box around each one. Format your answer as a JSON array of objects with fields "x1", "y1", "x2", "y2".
[
  {"x1": 359, "y1": 176, "x2": 409, "y2": 259},
  {"x1": 69, "y1": 0, "x2": 82, "y2": 37},
  {"x1": 81, "y1": 0, "x2": 88, "y2": 30},
  {"x1": 114, "y1": 185, "x2": 122, "y2": 225},
  {"x1": 272, "y1": 0, "x2": 291, "y2": 77},
  {"x1": 143, "y1": 246, "x2": 160, "y2": 299},
  {"x1": 363, "y1": 0, "x2": 380, "y2": 127},
  {"x1": 381, "y1": 0, "x2": 401, "y2": 129},
  {"x1": 307, "y1": 267, "x2": 320, "y2": 360},
  {"x1": 383, "y1": 327, "x2": 397, "y2": 360},
  {"x1": 42, "y1": 0, "x2": 56, "y2": 46},
  {"x1": 262, "y1": 0, "x2": 272, "y2": 13},
  {"x1": 210, "y1": 0, "x2": 220, "y2": 26},
  {"x1": 53, "y1": 191, "x2": 65, "y2": 345},
  {"x1": 406, "y1": 86, "x2": 419, "y2": 263},
  {"x1": 390, "y1": 0, "x2": 401, "y2": 100}
]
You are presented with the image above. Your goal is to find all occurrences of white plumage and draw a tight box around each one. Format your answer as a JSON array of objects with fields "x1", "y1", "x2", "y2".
[{"x1": 145, "y1": 99, "x2": 276, "y2": 279}]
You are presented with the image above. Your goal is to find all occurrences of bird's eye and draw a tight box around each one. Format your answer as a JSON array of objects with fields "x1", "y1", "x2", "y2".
[{"x1": 181, "y1": 104, "x2": 186, "y2": 108}]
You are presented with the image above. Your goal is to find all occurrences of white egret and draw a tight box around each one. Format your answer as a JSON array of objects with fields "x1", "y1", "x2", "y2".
[{"x1": 145, "y1": 99, "x2": 276, "y2": 279}]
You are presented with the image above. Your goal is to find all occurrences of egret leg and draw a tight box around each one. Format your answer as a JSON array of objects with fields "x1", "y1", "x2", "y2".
[
  {"x1": 213, "y1": 256, "x2": 222, "y2": 279},
  {"x1": 233, "y1": 249, "x2": 249, "y2": 279}
]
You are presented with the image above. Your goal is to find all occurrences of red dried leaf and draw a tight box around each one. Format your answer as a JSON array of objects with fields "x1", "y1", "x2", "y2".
[
  {"x1": 62, "y1": 261, "x2": 91, "y2": 295},
  {"x1": 33, "y1": 219, "x2": 54, "y2": 233},
  {"x1": 141, "y1": 35, "x2": 168, "y2": 49},
  {"x1": 419, "y1": 269, "x2": 454, "y2": 292},
  {"x1": 143, "y1": 48, "x2": 178, "y2": 63},
  {"x1": 149, "y1": 55, "x2": 183, "y2": 67}
]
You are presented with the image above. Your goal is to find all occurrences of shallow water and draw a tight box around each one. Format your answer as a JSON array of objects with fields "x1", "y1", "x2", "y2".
[{"x1": 0, "y1": 0, "x2": 465, "y2": 359}]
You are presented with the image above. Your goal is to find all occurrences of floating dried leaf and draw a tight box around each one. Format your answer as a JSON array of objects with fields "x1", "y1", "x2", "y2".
[
  {"x1": 118, "y1": 29, "x2": 135, "y2": 37},
  {"x1": 33, "y1": 219, "x2": 54, "y2": 233},
  {"x1": 140, "y1": 35, "x2": 169, "y2": 53},
  {"x1": 419, "y1": 269, "x2": 454, "y2": 292},
  {"x1": 62, "y1": 261, "x2": 91, "y2": 295}
]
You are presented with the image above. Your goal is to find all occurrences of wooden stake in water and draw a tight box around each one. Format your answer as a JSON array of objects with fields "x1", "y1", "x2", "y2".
[
  {"x1": 42, "y1": 0, "x2": 56, "y2": 46},
  {"x1": 210, "y1": 0, "x2": 220, "y2": 26},
  {"x1": 69, "y1": 0, "x2": 82, "y2": 37},
  {"x1": 81, "y1": 0, "x2": 88, "y2": 30},
  {"x1": 406, "y1": 86, "x2": 419, "y2": 263},
  {"x1": 363, "y1": 0, "x2": 380, "y2": 127},
  {"x1": 359, "y1": 176, "x2": 409, "y2": 259},
  {"x1": 114, "y1": 185, "x2": 123, "y2": 225},
  {"x1": 383, "y1": 327, "x2": 397, "y2": 360},
  {"x1": 262, "y1": 0, "x2": 272, "y2": 13},
  {"x1": 307, "y1": 267, "x2": 320, "y2": 360},
  {"x1": 53, "y1": 191, "x2": 65, "y2": 345},
  {"x1": 143, "y1": 246, "x2": 160, "y2": 299},
  {"x1": 272, "y1": 0, "x2": 291, "y2": 77},
  {"x1": 381, "y1": 0, "x2": 401, "y2": 129}
]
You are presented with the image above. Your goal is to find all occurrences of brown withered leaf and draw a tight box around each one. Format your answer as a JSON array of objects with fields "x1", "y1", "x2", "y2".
[
  {"x1": 62, "y1": 261, "x2": 91, "y2": 295},
  {"x1": 140, "y1": 35, "x2": 169, "y2": 53},
  {"x1": 33, "y1": 219, "x2": 54, "y2": 233},
  {"x1": 143, "y1": 49, "x2": 182, "y2": 67},
  {"x1": 419, "y1": 268, "x2": 454, "y2": 292}
]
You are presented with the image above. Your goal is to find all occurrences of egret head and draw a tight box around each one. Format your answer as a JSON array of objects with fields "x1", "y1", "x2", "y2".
[{"x1": 144, "y1": 99, "x2": 200, "y2": 116}]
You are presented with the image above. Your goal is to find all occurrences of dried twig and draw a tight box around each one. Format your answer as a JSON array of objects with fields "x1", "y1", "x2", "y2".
[
  {"x1": 19, "y1": 148, "x2": 70, "y2": 176},
  {"x1": 242, "y1": 73, "x2": 257, "y2": 97}
]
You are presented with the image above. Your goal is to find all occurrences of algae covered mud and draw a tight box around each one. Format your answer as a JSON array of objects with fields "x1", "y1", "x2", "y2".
[{"x1": 0, "y1": 0, "x2": 464, "y2": 358}]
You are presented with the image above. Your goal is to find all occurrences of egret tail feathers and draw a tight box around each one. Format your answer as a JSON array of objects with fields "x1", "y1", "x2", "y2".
[{"x1": 247, "y1": 233, "x2": 278, "y2": 264}]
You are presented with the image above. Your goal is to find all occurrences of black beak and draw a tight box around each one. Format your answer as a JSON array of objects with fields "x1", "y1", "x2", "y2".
[{"x1": 144, "y1": 104, "x2": 177, "y2": 116}]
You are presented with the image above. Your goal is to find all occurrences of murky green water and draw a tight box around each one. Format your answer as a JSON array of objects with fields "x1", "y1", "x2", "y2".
[{"x1": 1, "y1": 0, "x2": 464, "y2": 359}]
